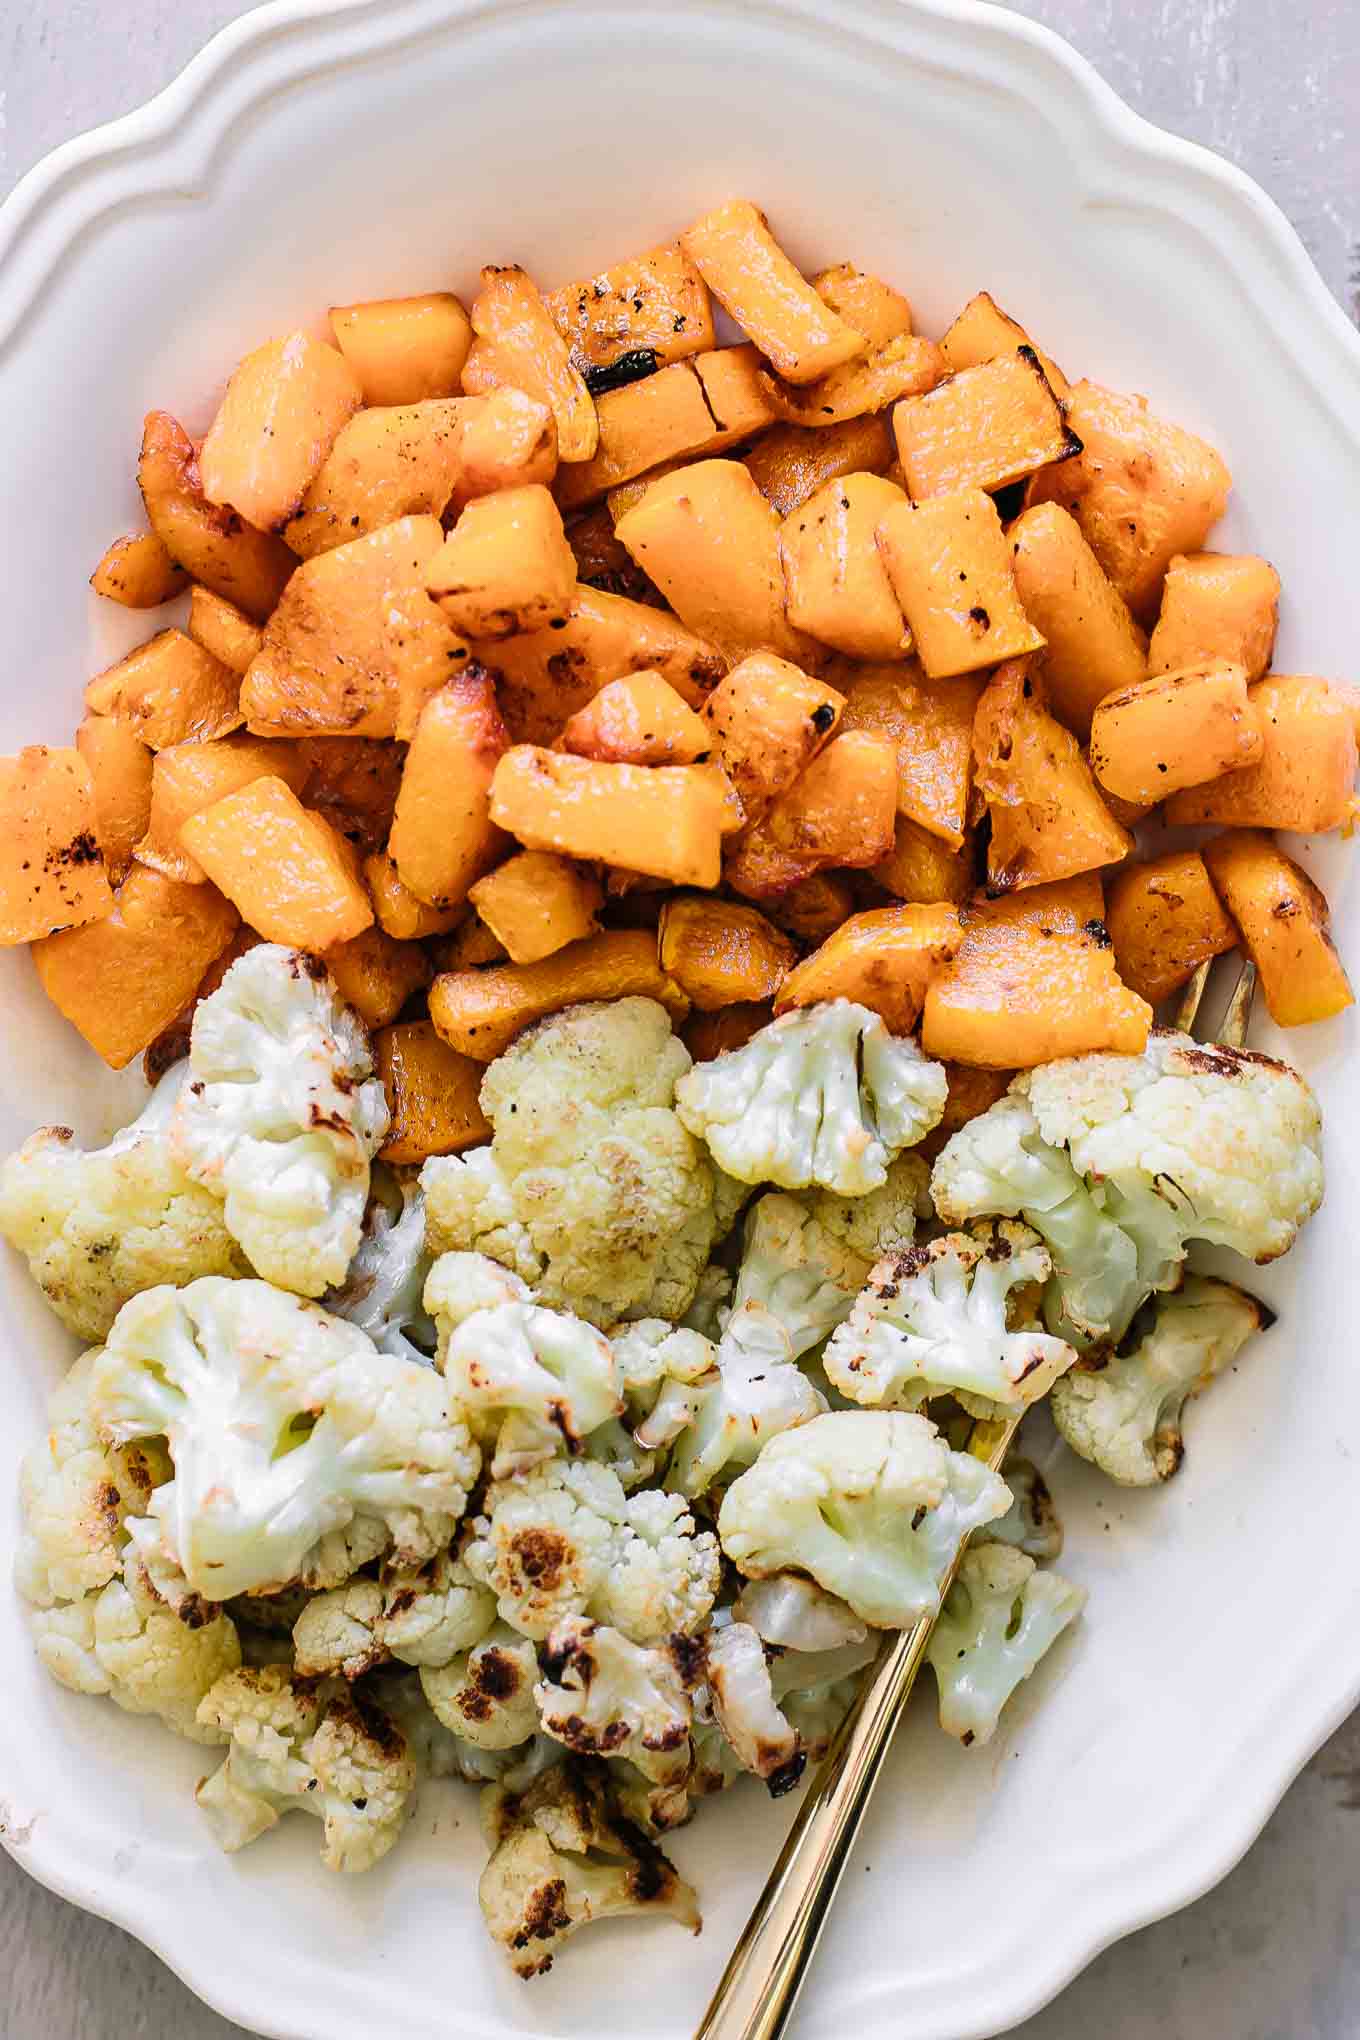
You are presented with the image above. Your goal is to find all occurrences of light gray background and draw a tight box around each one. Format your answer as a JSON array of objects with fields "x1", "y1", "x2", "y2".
[{"x1": 2, "y1": 2, "x2": 1358, "y2": 2035}]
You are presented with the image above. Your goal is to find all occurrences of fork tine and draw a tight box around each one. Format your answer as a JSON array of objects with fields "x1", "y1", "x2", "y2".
[
  {"x1": 1217, "y1": 958, "x2": 1258, "y2": 1050},
  {"x1": 1172, "y1": 958, "x2": 1214, "y2": 1036}
]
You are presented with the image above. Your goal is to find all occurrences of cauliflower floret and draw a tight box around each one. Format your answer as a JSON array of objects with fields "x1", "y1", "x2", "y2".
[
  {"x1": 792, "y1": 1154, "x2": 932, "y2": 1265},
  {"x1": 170, "y1": 944, "x2": 389, "y2": 1297},
  {"x1": 478, "y1": 1760, "x2": 700, "y2": 1979},
  {"x1": 0, "y1": 1062, "x2": 249, "y2": 1342},
  {"x1": 926, "y1": 1544, "x2": 1086, "y2": 1746},
  {"x1": 718, "y1": 1410, "x2": 1011, "y2": 1629},
  {"x1": 15, "y1": 1349, "x2": 127, "y2": 1607},
  {"x1": 424, "y1": 999, "x2": 722, "y2": 1327},
  {"x1": 675, "y1": 1001, "x2": 948, "y2": 1196},
  {"x1": 195, "y1": 1664, "x2": 416, "y2": 1870},
  {"x1": 1050, "y1": 1275, "x2": 1269, "y2": 1485},
  {"x1": 732, "y1": 1574, "x2": 868, "y2": 1653},
  {"x1": 89, "y1": 1276, "x2": 479, "y2": 1599},
  {"x1": 702, "y1": 1620, "x2": 801, "y2": 1788},
  {"x1": 374, "y1": 1548, "x2": 497, "y2": 1669},
  {"x1": 535, "y1": 1617, "x2": 697, "y2": 1784},
  {"x1": 823, "y1": 1222, "x2": 1078, "y2": 1418},
  {"x1": 724, "y1": 1192, "x2": 873, "y2": 1362},
  {"x1": 770, "y1": 1638, "x2": 878, "y2": 1763},
  {"x1": 637, "y1": 1309, "x2": 825, "y2": 1499},
  {"x1": 425, "y1": 1251, "x2": 622, "y2": 1476},
  {"x1": 293, "y1": 1579, "x2": 388, "y2": 1681},
  {"x1": 463, "y1": 1460, "x2": 719, "y2": 1643},
  {"x1": 979, "y1": 1455, "x2": 1064, "y2": 1562},
  {"x1": 421, "y1": 1622, "x2": 541, "y2": 1750},
  {"x1": 680, "y1": 1264, "x2": 734, "y2": 1340},
  {"x1": 324, "y1": 1173, "x2": 435, "y2": 1365}
]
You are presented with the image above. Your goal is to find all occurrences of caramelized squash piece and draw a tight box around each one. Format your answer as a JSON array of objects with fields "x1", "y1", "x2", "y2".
[
  {"x1": 757, "y1": 334, "x2": 943, "y2": 430},
  {"x1": 325, "y1": 924, "x2": 432, "y2": 1028},
  {"x1": 329, "y1": 293, "x2": 473, "y2": 404},
  {"x1": 544, "y1": 240, "x2": 715, "y2": 372},
  {"x1": 877, "y1": 490, "x2": 1045, "y2": 680},
  {"x1": 363, "y1": 850, "x2": 467, "y2": 940},
  {"x1": 462, "y1": 265, "x2": 598, "y2": 463},
  {"x1": 187, "y1": 587, "x2": 265, "y2": 677},
  {"x1": 449, "y1": 387, "x2": 559, "y2": 516},
  {"x1": 32, "y1": 865, "x2": 238, "y2": 1069},
  {"x1": 556, "y1": 347, "x2": 778, "y2": 511},
  {"x1": 812, "y1": 266, "x2": 914, "y2": 349},
  {"x1": 200, "y1": 332, "x2": 362, "y2": 531},
  {"x1": 430, "y1": 927, "x2": 688, "y2": 1061},
  {"x1": 1203, "y1": 830, "x2": 1353, "y2": 1027},
  {"x1": 75, "y1": 717, "x2": 153, "y2": 885},
  {"x1": 775, "y1": 903, "x2": 962, "y2": 1033},
  {"x1": 701, "y1": 653, "x2": 844, "y2": 812},
  {"x1": 744, "y1": 414, "x2": 895, "y2": 516},
  {"x1": 838, "y1": 662, "x2": 983, "y2": 847},
  {"x1": 468, "y1": 851, "x2": 602, "y2": 964},
  {"x1": 725, "y1": 732, "x2": 898, "y2": 899},
  {"x1": 973, "y1": 662, "x2": 1133, "y2": 892},
  {"x1": 893, "y1": 350, "x2": 1079, "y2": 499},
  {"x1": 682, "y1": 1002, "x2": 773, "y2": 1062},
  {"x1": 0, "y1": 748, "x2": 113, "y2": 944},
  {"x1": 389, "y1": 673, "x2": 510, "y2": 908},
  {"x1": 1089, "y1": 659, "x2": 1262, "y2": 805},
  {"x1": 90, "y1": 530, "x2": 188, "y2": 608},
  {"x1": 558, "y1": 672, "x2": 710, "y2": 766},
  {"x1": 374, "y1": 1021, "x2": 491, "y2": 1163},
  {"x1": 299, "y1": 736, "x2": 405, "y2": 854},
  {"x1": 1105, "y1": 850, "x2": 1237, "y2": 1005},
  {"x1": 137, "y1": 734, "x2": 310, "y2": 885},
  {"x1": 763, "y1": 871, "x2": 856, "y2": 943},
  {"x1": 138, "y1": 410, "x2": 295, "y2": 624},
  {"x1": 282, "y1": 398, "x2": 468, "y2": 558},
  {"x1": 873, "y1": 813, "x2": 976, "y2": 905},
  {"x1": 935, "y1": 1061, "x2": 1017, "y2": 1137},
  {"x1": 1147, "y1": 552, "x2": 1281, "y2": 682},
  {"x1": 179, "y1": 776, "x2": 373, "y2": 949},
  {"x1": 1165, "y1": 674, "x2": 1359, "y2": 832},
  {"x1": 681, "y1": 200, "x2": 865, "y2": 385},
  {"x1": 921, "y1": 875, "x2": 1152, "y2": 1067},
  {"x1": 1009, "y1": 501, "x2": 1147, "y2": 739},
  {"x1": 780, "y1": 473, "x2": 912, "y2": 661},
  {"x1": 86, "y1": 631, "x2": 243, "y2": 750},
  {"x1": 425, "y1": 485, "x2": 577, "y2": 640},
  {"x1": 490, "y1": 748, "x2": 726, "y2": 889},
  {"x1": 937, "y1": 290, "x2": 1068, "y2": 395},
  {"x1": 658, "y1": 896, "x2": 795, "y2": 1009}
]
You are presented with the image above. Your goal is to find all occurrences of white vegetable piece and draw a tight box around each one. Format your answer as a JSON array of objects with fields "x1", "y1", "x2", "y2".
[
  {"x1": 638, "y1": 1307, "x2": 825, "y2": 1500},
  {"x1": 1050, "y1": 1275, "x2": 1269, "y2": 1485},
  {"x1": 324, "y1": 1175, "x2": 435, "y2": 1365},
  {"x1": 926, "y1": 1544, "x2": 1086, "y2": 1746},
  {"x1": 702, "y1": 1619, "x2": 801, "y2": 1785},
  {"x1": 170, "y1": 944, "x2": 389, "y2": 1298},
  {"x1": 718, "y1": 1410, "x2": 1011, "y2": 1629},
  {"x1": 675, "y1": 1000, "x2": 948, "y2": 1196},
  {"x1": 978, "y1": 1456, "x2": 1064, "y2": 1562},
  {"x1": 732, "y1": 1574, "x2": 868, "y2": 1653},
  {"x1": 823, "y1": 1221, "x2": 1078, "y2": 1417},
  {"x1": 725, "y1": 1192, "x2": 873, "y2": 1362},
  {"x1": 90, "y1": 1276, "x2": 479, "y2": 1600},
  {"x1": 535, "y1": 1616, "x2": 696, "y2": 1783},
  {"x1": 421, "y1": 1622, "x2": 541, "y2": 1750}
]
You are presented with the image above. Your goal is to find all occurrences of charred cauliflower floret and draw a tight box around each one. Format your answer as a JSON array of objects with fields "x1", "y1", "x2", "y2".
[
  {"x1": 421, "y1": 1622, "x2": 541, "y2": 1750},
  {"x1": 535, "y1": 1616, "x2": 698, "y2": 1784},
  {"x1": 926, "y1": 1543, "x2": 1086, "y2": 1746}
]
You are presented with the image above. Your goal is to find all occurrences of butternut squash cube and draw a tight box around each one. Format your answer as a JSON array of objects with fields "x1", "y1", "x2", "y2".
[
  {"x1": 558, "y1": 672, "x2": 710, "y2": 766},
  {"x1": 178, "y1": 776, "x2": 373, "y2": 949},
  {"x1": 681, "y1": 199, "x2": 865, "y2": 385},
  {"x1": 813, "y1": 266, "x2": 914, "y2": 350},
  {"x1": 468, "y1": 850, "x2": 602, "y2": 964},
  {"x1": 873, "y1": 814, "x2": 976, "y2": 905},
  {"x1": 389, "y1": 673, "x2": 510, "y2": 908},
  {"x1": 974, "y1": 663, "x2": 1133, "y2": 891},
  {"x1": 615, "y1": 460, "x2": 816, "y2": 666},
  {"x1": 1147, "y1": 551, "x2": 1281, "y2": 681},
  {"x1": 363, "y1": 850, "x2": 466, "y2": 940},
  {"x1": 744, "y1": 414, "x2": 895, "y2": 517},
  {"x1": 299, "y1": 737, "x2": 405, "y2": 854},
  {"x1": 329, "y1": 293, "x2": 473, "y2": 405},
  {"x1": 75, "y1": 717, "x2": 153, "y2": 885},
  {"x1": 1024, "y1": 382, "x2": 1232, "y2": 620},
  {"x1": 450, "y1": 387, "x2": 559, "y2": 515},
  {"x1": 462, "y1": 265, "x2": 598, "y2": 464},
  {"x1": 776, "y1": 903, "x2": 962, "y2": 1033},
  {"x1": 490, "y1": 748, "x2": 725, "y2": 889},
  {"x1": 780, "y1": 473, "x2": 912, "y2": 660},
  {"x1": 1105, "y1": 850, "x2": 1237, "y2": 1005},
  {"x1": 32, "y1": 865, "x2": 238, "y2": 1068},
  {"x1": 935, "y1": 1061, "x2": 1016, "y2": 1137},
  {"x1": 137, "y1": 734, "x2": 309, "y2": 884},
  {"x1": 90, "y1": 530, "x2": 188, "y2": 608},
  {"x1": 1203, "y1": 830, "x2": 1353, "y2": 1027},
  {"x1": 240, "y1": 515, "x2": 446, "y2": 738},
  {"x1": 554, "y1": 347, "x2": 778, "y2": 512},
  {"x1": 430, "y1": 926, "x2": 689, "y2": 1061},
  {"x1": 937, "y1": 291, "x2": 1068, "y2": 395},
  {"x1": 425, "y1": 485, "x2": 576, "y2": 640},
  {"x1": 757, "y1": 334, "x2": 944, "y2": 430},
  {"x1": 921, "y1": 875, "x2": 1152, "y2": 1067},
  {"x1": 725, "y1": 731, "x2": 898, "y2": 899},
  {"x1": 838, "y1": 662, "x2": 983, "y2": 847},
  {"x1": 1089, "y1": 659, "x2": 1262, "y2": 805},
  {"x1": 0, "y1": 748, "x2": 113, "y2": 944},
  {"x1": 137, "y1": 410, "x2": 295, "y2": 624},
  {"x1": 1165, "y1": 674, "x2": 1359, "y2": 832},
  {"x1": 544, "y1": 240, "x2": 715, "y2": 373},
  {"x1": 200, "y1": 332, "x2": 362, "y2": 531},
  {"x1": 282, "y1": 398, "x2": 468, "y2": 559},
  {"x1": 701, "y1": 653, "x2": 844, "y2": 811},
  {"x1": 187, "y1": 587, "x2": 264, "y2": 676},
  {"x1": 431, "y1": 914, "x2": 507, "y2": 971},
  {"x1": 374, "y1": 1021, "x2": 491, "y2": 1164},
  {"x1": 764, "y1": 872, "x2": 856, "y2": 943},
  {"x1": 877, "y1": 490, "x2": 1046, "y2": 680},
  {"x1": 325, "y1": 923, "x2": 432, "y2": 1027},
  {"x1": 682, "y1": 1002, "x2": 773, "y2": 1062},
  {"x1": 565, "y1": 505, "x2": 655, "y2": 605},
  {"x1": 86, "y1": 630, "x2": 242, "y2": 750},
  {"x1": 894, "y1": 350, "x2": 1079, "y2": 499},
  {"x1": 1009, "y1": 501, "x2": 1148, "y2": 739},
  {"x1": 658, "y1": 896, "x2": 796, "y2": 1010}
]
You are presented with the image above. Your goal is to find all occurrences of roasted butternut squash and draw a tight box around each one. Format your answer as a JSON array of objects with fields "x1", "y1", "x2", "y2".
[
  {"x1": 298, "y1": 736, "x2": 405, "y2": 854},
  {"x1": 363, "y1": 849, "x2": 466, "y2": 940},
  {"x1": 658, "y1": 896, "x2": 795, "y2": 1009},
  {"x1": 565, "y1": 505, "x2": 657, "y2": 605},
  {"x1": 937, "y1": 290, "x2": 1068, "y2": 395},
  {"x1": 812, "y1": 266, "x2": 914, "y2": 349},
  {"x1": 200, "y1": 332, "x2": 362, "y2": 531},
  {"x1": 558, "y1": 672, "x2": 710, "y2": 766},
  {"x1": 877, "y1": 490, "x2": 1046, "y2": 680},
  {"x1": 462, "y1": 265, "x2": 598, "y2": 464},
  {"x1": 1147, "y1": 551, "x2": 1281, "y2": 681},
  {"x1": 141, "y1": 926, "x2": 261, "y2": 1083},
  {"x1": 780, "y1": 473, "x2": 912, "y2": 661},
  {"x1": 430, "y1": 913, "x2": 508, "y2": 971},
  {"x1": 187, "y1": 587, "x2": 265, "y2": 677},
  {"x1": 681, "y1": 200, "x2": 865, "y2": 385},
  {"x1": 490, "y1": 748, "x2": 726, "y2": 889},
  {"x1": 90, "y1": 530, "x2": 189, "y2": 608},
  {"x1": 137, "y1": 410, "x2": 295, "y2": 624},
  {"x1": 838, "y1": 662, "x2": 983, "y2": 848},
  {"x1": 0, "y1": 747, "x2": 113, "y2": 944},
  {"x1": 425, "y1": 485, "x2": 577, "y2": 639},
  {"x1": 449, "y1": 386, "x2": 559, "y2": 516},
  {"x1": 776, "y1": 903, "x2": 962, "y2": 1033},
  {"x1": 1089, "y1": 659, "x2": 1262, "y2": 804},
  {"x1": 556, "y1": 347, "x2": 779, "y2": 512},
  {"x1": 725, "y1": 732, "x2": 898, "y2": 899},
  {"x1": 974, "y1": 662, "x2": 1133, "y2": 892},
  {"x1": 893, "y1": 350, "x2": 1079, "y2": 499},
  {"x1": 329, "y1": 293, "x2": 473, "y2": 405},
  {"x1": 544, "y1": 241, "x2": 715, "y2": 373},
  {"x1": 325, "y1": 923, "x2": 432, "y2": 1027},
  {"x1": 389, "y1": 673, "x2": 510, "y2": 908},
  {"x1": 430, "y1": 926, "x2": 689, "y2": 1061},
  {"x1": 935, "y1": 1061, "x2": 1016, "y2": 1137},
  {"x1": 1105, "y1": 850, "x2": 1237, "y2": 1005},
  {"x1": 75, "y1": 716, "x2": 153, "y2": 885},
  {"x1": 1008, "y1": 501, "x2": 1148, "y2": 739},
  {"x1": 179, "y1": 776, "x2": 373, "y2": 949},
  {"x1": 282, "y1": 398, "x2": 467, "y2": 558},
  {"x1": 1164, "y1": 674, "x2": 1359, "y2": 832},
  {"x1": 701, "y1": 653, "x2": 843, "y2": 812},
  {"x1": 85, "y1": 631, "x2": 243, "y2": 750},
  {"x1": 1203, "y1": 830, "x2": 1353, "y2": 1027},
  {"x1": 468, "y1": 850, "x2": 602, "y2": 964},
  {"x1": 763, "y1": 871, "x2": 856, "y2": 943},
  {"x1": 682, "y1": 1002, "x2": 773, "y2": 1062},
  {"x1": 137, "y1": 734, "x2": 309, "y2": 885},
  {"x1": 873, "y1": 813, "x2": 977, "y2": 905},
  {"x1": 757, "y1": 334, "x2": 943, "y2": 429},
  {"x1": 374, "y1": 1021, "x2": 491, "y2": 1163},
  {"x1": 744, "y1": 414, "x2": 895, "y2": 516}
]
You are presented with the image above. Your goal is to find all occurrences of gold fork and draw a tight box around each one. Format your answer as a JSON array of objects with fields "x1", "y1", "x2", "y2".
[{"x1": 694, "y1": 957, "x2": 1258, "y2": 2040}]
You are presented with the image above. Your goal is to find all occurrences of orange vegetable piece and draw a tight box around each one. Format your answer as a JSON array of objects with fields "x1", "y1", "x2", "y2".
[
  {"x1": 0, "y1": 747, "x2": 113, "y2": 945},
  {"x1": 449, "y1": 387, "x2": 559, "y2": 516},
  {"x1": 922, "y1": 875, "x2": 1152, "y2": 1068},
  {"x1": 543, "y1": 241, "x2": 715, "y2": 372},
  {"x1": 329, "y1": 293, "x2": 473, "y2": 405},
  {"x1": 936, "y1": 1062, "x2": 1016, "y2": 1137},
  {"x1": 701, "y1": 653, "x2": 845, "y2": 812},
  {"x1": 557, "y1": 671, "x2": 711, "y2": 766},
  {"x1": 75, "y1": 716, "x2": 153, "y2": 885},
  {"x1": 744, "y1": 414, "x2": 896, "y2": 517},
  {"x1": 725, "y1": 732, "x2": 898, "y2": 899},
  {"x1": 200, "y1": 332, "x2": 362, "y2": 531},
  {"x1": 763, "y1": 872, "x2": 857, "y2": 944},
  {"x1": 179, "y1": 776, "x2": 373, "y2": 949},
  {"x1": 680, "y1": 200, "x2": 865, "y2": 385},
  {"x1": 780, "y1": 473, "x2": 912, "y2": 662},
  {"x1": 877, "y1": 490, "x2": 1046, "y2": 680},
  {"x1": 282, "y1": 398, "x2": 469, "y2": 559},
  {"x1": 893, "y1": 350, "x2": 1079, "y2": 499},
  {"x1": 555, "y1": 347, "x2": 779, "y2": 511},
  {"x1": 187, "y1": 587, "x2": 265, "y2": 677},
  {"x1": 839, "y1": 662, "x2": 983, "y2": 848},
  {"x1": 142, "y1": 927, "x2": 261, "y2": 1083},
  {"x1": 1089, "y1": 659, "x2": 1262, "y2": 805},
  {"x1": 1165, "y1": 674, "x2": 1359, "y2": 832},
  {"x1": 297, "y1": 736, "x2": 406, "y2": 854},
  {"x1": 468, "y1": 851, "x2": 602, "y2": 964},
  {"x1": 85, "y1": 630, "x2": 243, "y2": 750},
  {"x1": 973, "y1": 662, "x2": 1133, "y2": 892},
  {"x1": 32, "y1": 865, "x2": 238, "y2": 1069},
  {"x1": 658, "y1": 896, "x2": 796, "y2": 1010},
  {"x1": 137, "y1": 410, "x2": 295, "y2": 624},
  {"x1": 490, "y1": 747, "x2": 726, "y2": 889},
  {"x1": 425, "y1": 484, "x2": 577, "y2": 639},
  {"x1": 431, "y1": 914, "x2": 508, "y2": 971},
  {"x1": 363, "y1": 850, "x2": 467, "y2": 940},
  {"x1": 937, "y1": 290, "x2": 1068, "y2": 394},
  {"x1": 90, "y1": 530, "x2": 188, "y2": 608},
  {"x1": 1203, "y1": 830, "x2": 1353, "y2": 1027},
  {"x1": 813, "y1": 265, "x2": 914, "y2": 349},
  {"x1": 873, "y1": 814, "x2": 977, "y2": 906},
  {"x1": 776, "y1": 903, "x2": 963, "y2": 1034},
  {"x1": 430, "y1": 927, "x2": 689, "y2": 1062},
  {"x1": 683, "y1": 1002, "x2": 773, "y2": 1062},
  {"x1": 462, "y1": 265, "x2": 598, "y2": 464},
  {"x1": 757, "y1": 333, "x2": 943, "y2": 430},
  {"x1": 137, "y1": 734, "x2": 310, "y2": 884},
  {"x1": 1147, "y1": 552, "x2": 1280, "y2": 682},
  {"x1": 389, "y1": 674, "x2": 510, "y2": 908},
  {"x1": 1105, "y1": 850, "x2": 1237, "y2": 1006},
  {"x1": 318, "y1": 924, "x2": 432, "y2": 1028},
  {"x1": 565, "y1": 504, "x2": 655, "y2": 604},
  {"x1": 374, "y1": 1022, "x2": 492, "y2": 1164},
  {"x1": 1008, "y1": 501, "x2": 1148, "y2": 740}
]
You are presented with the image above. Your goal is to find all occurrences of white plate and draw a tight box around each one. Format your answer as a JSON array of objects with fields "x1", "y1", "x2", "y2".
[{"x1": 2, "y1": 2, "x2": 1358, "y2": 2035}]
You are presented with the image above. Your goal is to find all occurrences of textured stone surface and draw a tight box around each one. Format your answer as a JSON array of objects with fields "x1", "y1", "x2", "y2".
[{"x1": 1, "y1": 3, "x2": 1357, "y2": 2034}]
